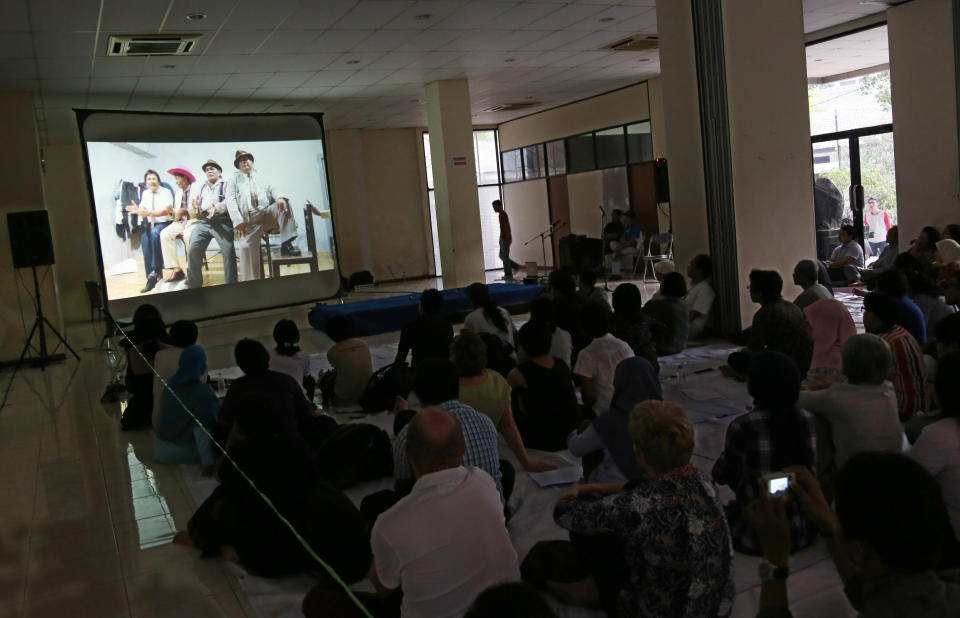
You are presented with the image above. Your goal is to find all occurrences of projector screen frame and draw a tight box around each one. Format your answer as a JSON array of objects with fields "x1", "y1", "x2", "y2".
[{"x1": 75, "y1": 109, "x2": 344, "y2": 324}]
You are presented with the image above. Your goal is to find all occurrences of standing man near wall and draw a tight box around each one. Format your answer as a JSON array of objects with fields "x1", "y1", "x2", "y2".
[
  {"x1": 493, "y1": 200, "x2": 520, "y2": 281},
  {"x1": 226, "y1": 149, "x2": 300, "y2": 282}
]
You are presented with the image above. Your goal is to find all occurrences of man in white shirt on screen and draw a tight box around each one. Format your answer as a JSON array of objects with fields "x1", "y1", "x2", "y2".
[
  {"x1": 126, "y1": 169, "x2": 174, "y2": 293},
  {"x1": 159, "y1": 166, "x2": 200, "y2": 284},
  {"x1": 187, "y1": 159, "x2": 237, "y2": 288},
  {"x1": 226, "y1": 149, "x2": 300, "y2": 282}
]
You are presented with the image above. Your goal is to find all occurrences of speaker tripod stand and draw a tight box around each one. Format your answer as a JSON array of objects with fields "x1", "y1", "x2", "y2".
[{"x1": 11, "y1": 265, "x2": 79, "y2": 371}]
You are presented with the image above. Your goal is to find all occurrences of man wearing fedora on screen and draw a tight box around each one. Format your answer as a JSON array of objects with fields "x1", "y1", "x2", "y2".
[
  {"x1": 187, "y1": 159, "x2": 237, "y2": 288},
  {"x1": 226, "y1": 149, "x2": 300, "y2": 282},
  {"x1": 160, "y1": 166, "x2": 201, "y2": 284}
]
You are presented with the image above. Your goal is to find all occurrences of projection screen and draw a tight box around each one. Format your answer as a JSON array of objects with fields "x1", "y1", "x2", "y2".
[{"x1": 77, "y1": 111, "x2": 340, "y2": 323}]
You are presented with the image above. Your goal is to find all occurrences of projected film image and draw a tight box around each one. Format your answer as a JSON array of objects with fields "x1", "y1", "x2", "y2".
[{"x1": 85, "y1": 139, "x2": 334, "y2": 300}]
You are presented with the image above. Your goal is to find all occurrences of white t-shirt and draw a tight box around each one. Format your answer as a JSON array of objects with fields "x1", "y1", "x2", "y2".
[
  {"x1": 371, "y1": 466, "x2": 520, "y2": 618},
  {"x1": 463, "y1": 307, "x2": 517, "y2": 348},
  {"x1": 139, "y1": 185, "x2": 174, "y2": 223},
  {"x1": 798, "y1": 382, "x2": 903, "y2": 470},
  {"x1": 685, "y1": 279, "x2": 715, "y2": 339},
  {"x1": 269, "y1": 350, "x2": 311, "y2": 395},
  {"x1": 911, "y1": 417, "x2": 960, "y2": 541},
  {"x1": 573, "y1": 333, "x2": 634, "y2": 415}
]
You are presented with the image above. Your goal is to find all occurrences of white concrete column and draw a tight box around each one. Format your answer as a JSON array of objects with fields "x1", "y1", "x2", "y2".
[{"x1": 424, "y1": 79, "x2": 485, "y2": 288}]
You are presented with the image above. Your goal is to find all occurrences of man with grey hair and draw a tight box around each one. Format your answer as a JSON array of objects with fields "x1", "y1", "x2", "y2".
[
  {"x1": 799, "y1": 334, "x2": 903, "y2": 492},
  {"x1": 792, "y1": 259, "x2": 833, "y2": 309},
  {"x1": 368, "y1": 407, "x2": 520, "y2": 618}
]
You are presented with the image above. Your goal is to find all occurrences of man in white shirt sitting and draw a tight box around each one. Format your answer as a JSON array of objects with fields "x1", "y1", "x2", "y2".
[
  {"x1": 304, "y1": 407, "x2": 520, "y2": 618},
  {"x1": 126, "y1": 169, "x2": 174, "y2": 293},
  {"x1": 821, "y1": 224, "x2": 865, "y2": 285},
  {"x1": 685, "y1": 254, "x2": 716, "y2": 339}
]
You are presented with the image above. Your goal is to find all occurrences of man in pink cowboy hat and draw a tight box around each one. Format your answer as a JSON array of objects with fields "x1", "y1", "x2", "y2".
[
  {"x1": 160, "y1": 165, "x2": 200, "y2": 283},
  {"x1": 226, "y1": 149, "x2": 300, "y2": 282}
]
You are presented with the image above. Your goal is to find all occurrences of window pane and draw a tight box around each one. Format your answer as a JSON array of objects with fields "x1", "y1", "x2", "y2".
[
  {"x1": 478, "y1": 185, "x2": 503, "y2": 270},
  {"x1": 423, "y1": 132, "x2": 434, "y2": 190},
  {"x1": 626, "y1": 122, "x2": 653, "y2": 164},
  {"x1": 595, "y1": 127, "x2": 626, "y2": 168},
  {"x1": 428, "y1": 190, "x2": 441, "y2": 276},
  {"x1": 566, "y1": 133, "x2": 595, "y2": 173},
  {"x1": 501, "y1": 149, "x2": 523, "y2": 182},
  {"x1": 546, "y1": 140, "x2": 566, "y2": 176},
  {"x1": 474, "y1": 130, "x2": 500, "y2": 185},
  {"x1": 522, "y1": 144, "x2": 546, "y2": 179}
]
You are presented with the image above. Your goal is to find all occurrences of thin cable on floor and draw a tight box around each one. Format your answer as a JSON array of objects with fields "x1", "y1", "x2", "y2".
[{"x1": 115, "y1": 317, "x2": 373, "y2": 618}]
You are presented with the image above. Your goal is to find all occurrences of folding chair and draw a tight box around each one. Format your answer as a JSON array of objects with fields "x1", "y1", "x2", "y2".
[{"x1": 639, "y1": 233, "x2": 674, "y2": 281}]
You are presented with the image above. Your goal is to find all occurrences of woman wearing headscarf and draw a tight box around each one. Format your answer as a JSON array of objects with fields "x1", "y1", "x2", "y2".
[
  {"x1": 566, "y1": 356, "x2": 661, "y2": 482},
  {"x1": 712, "y1": 351, "x2": 818, "y2": 555},
  {"x1": 153, "y1": 345, "x2": 220, "y2": 470},
  {"x1": 936, "y1": 238, "x2": 960, "y2": 287},
  {"x1": 803, "y1": 297, "x2": 857, "y2": 382}
]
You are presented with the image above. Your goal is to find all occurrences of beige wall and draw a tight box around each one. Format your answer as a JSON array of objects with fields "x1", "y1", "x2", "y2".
[
  {"x1": 0, "y1": 94, "x2": 63, "y2": 362},
  {"x1": 889, "y1": 0, "x2": 960, "y2": 243},
  {"x1": 724, "y1": 0, "x2": 816, "y2": 324},
  {"x1": 502, "y1": 180, "x2": 552, "y2": 267},
  {"x1": 655, "y1": 1, "x2": 709, "y2": 274},
  {"x1": 498, "y1": 83, "x2": 650, "y2": 151},
  {"x1": 566, "y1": 168, "x2": 630, "y2": 237}
]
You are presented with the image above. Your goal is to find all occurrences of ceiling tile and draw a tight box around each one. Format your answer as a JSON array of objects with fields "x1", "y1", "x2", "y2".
[
  {"x1": 283, "y1": 0, "x2": 359, "y2": 30},
  {"x1": 0, "y1": 33, "x2": 34, "y2": 58},
  {"x1": 516, "y1": 28, "x2": 586, "y2": 52},
  {"x1": 164, "y1": 99, "x2": 206, "y2": 113},
  {"x1": 40, "y1": 78, "x2": 89, "y2": 93},
  {"x1": 365, "y1": 51, "x2": 425, "y2": 70},
  {"x1": 141, "y1": 56, "x2": 198, "y2": 75},
  {"x1": 85, "y1": 93, "x2": 128, "y2": 108},
  {"x1": 572, "y1": 5, "x2": 655, "y2": 31},
  {"x1": 99, "y1": 0, "x2": 170, "y2": 31},
  {"x1": 434, "y1": 2, "x2": 517, "y2": 30},
  {"x1": 382, "y1": 1, "x2": 465, "y2": 30},
  {"x1": 396, "y1": 29, "x2": 460, "y2": 52},
  {"x1": 0, "y1": 77, "x2": 39, "y2": 92},
  {"x1": 324, "y1": 84, "x2": 366, "y2": 97},
  {"x1": 255, "y1": 30, "x2": 322, "y2": 54},
  {"x1": 328, "y1": 51, "x2": 385, "y2": 69},
  {"x1": 134, "y1": 74, "x2": 185, "y2": 93},
  {"x1": 212, "y1": 87, "x2": 257, "y2": 100},
  {"x1": 199, "y1": 99, "x2": 237, "y2": 112},
  {"x1": 164, "y1": 0, "x2": 237, "y2": 32},
  {"x1": 0, "y1": 0, "x2": 29, "y2": 32},
  {"x1": 524, "y1": 3, "x2": 606, "y2": 30},
  {"x1": 303, "y1": 70, "x2": 355, "y2": 87},
  {"x1": 89, "y1": 76, "x2": 139, "y2": 92},
  {"x1": 302, "y1": 29, "x2": 371, "y2": 53},
  {"x1": 231, "y1": 100, "x2": 272, "y2": 112},
  {"x1": 29, "y1": 0, "x2": 100, "y2": 31},
  {"x1": 566, "y1": 30, "x2": 635, "y2": 51},
  {"x1": 338, "y1": 69, "x2": 394, "y2": 86},
  {"x1": 233, "y1": 53, "x2": 339, "y2": 72},
  {"x1": 192, "y1": 54, "x2": 245, "y2": 74},
  {"x1": 485, "y1": 3, "x2": 561, "y2": 30},
  {"x1": 286, "y1": 86, "x2": 332, "y2": 99},
  {"x1": 221, "y1": 0, "x2": 299, "y2": 30},
  {"x1": 33, "y1": 32, "x2": 96, "y2": 59},
  {"x1": 221, "y1": 72, "x2": 272, "y2": 88},
  {"x1": 378, "y1": 69, "x2": 424, "y2": 84},
  {"x1": 262, "y1": 71, "x2": 315, "y2": 87},
  {"x1": 91, "y1": 56, "x2": 146, "y2": 77},
  {"x1": 406, "y1": 51, "x2": 461, "y2": 69},
  {"x1": 37, "y1": 57, "x2": 91, "y2": 79},
  {"x1": 357, "y1": 29, "x2": 421, "y2": 52},
  {"x1": 251, "y1": 86, "x2": 294, "y2": 99},
  {"x1": 204, "y1": 30, "x2": 272, "y2": 55},
  {"x1": 333, "y1": 1, "x2": 413, "y2": 30}
]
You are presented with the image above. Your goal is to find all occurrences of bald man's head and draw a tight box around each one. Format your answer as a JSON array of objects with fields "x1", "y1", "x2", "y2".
[{"x1": 406, "y1": 407, "x2": 467, "y2": 477}]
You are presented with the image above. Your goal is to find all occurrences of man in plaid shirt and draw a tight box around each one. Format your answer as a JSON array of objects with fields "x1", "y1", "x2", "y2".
[{"x1": 393, "y1": 360, "x2": 504, "y2": 503}]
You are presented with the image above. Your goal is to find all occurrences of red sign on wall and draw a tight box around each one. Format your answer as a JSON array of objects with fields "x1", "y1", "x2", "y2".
[{"x1": 452, "y1": 156, "x2": 467, "y2": 166}]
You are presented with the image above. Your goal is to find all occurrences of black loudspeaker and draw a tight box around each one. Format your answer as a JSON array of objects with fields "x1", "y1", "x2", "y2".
[
  {"x1": 654, "y1": 158, "x2": 670, "y2": 203},
  {"x1": 558, "y1": 235, "x2": 603, "y2": 271},
  {"x1": 7, "y1": 210, "x2": 55, "y2": 268}
]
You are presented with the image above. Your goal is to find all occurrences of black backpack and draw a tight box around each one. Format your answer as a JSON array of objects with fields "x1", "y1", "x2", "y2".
[
  {"x1": 358, "y1": 362, "x2": 409, "y2": 414},
  {"x1": 314, "y1": 423, "x2": 394, "y2": 489}
]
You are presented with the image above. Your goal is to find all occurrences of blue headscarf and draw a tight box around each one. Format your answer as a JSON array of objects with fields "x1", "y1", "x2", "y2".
[
  {"x1": 168, "y1": 345, "x2": 207, "y2": 387},
  {"x1": 591, "y1": 356, "x2": 662, "y2": 480}
]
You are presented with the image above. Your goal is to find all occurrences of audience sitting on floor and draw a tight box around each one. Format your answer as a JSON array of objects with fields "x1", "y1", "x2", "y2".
[
  {"x1": 858, "y1": 225, "x2": 899, "y2": 288},
  {"x1": 577, "y1": 269, "x2": 610, "y2": 310},
  {"x1": 863, "y1": 292, "x2": 927, "y2": 421},
  {"x1": 685, "y1": 253, "x2": 716, "y2": 339},
  {"x1": 905, "y1": 268, "x2": 956, "y2": 339},
  {"x1": 548, "y1": 270, "x2": 588, "y2": 361},
  {"x1": 908, "y1": 225, "x2": 941, "y2": 269},
  {"x1": 876, "y1": 269, "x2": 927, "y2": 344},
  {"x1": 464, "y1": 282, "x2": 517, "y2": 351},
  {"x1": 935, "y1": 238, "x2": 960, "y2": 296},
  {"x1": 122, "y1": 305, "x2": 167, "y2": 430},
  {"x1": 464, "y1": 582, "x2": 557, "y2": 618},
  {"x1": 609, "y1": 282, "x2": 659, "y2": 371},
  {"x1": 268, "y1": 319, "x2": 315, "y2": 400},
  {"x1": 751, "y1": 455, "x2": 960, "y2": 618},
  {"x1": 713, "y1": 351, "x2": 818, "y2": 555},
  {"x1": 803, "y1": 297, "x2": 856, "y2": 379},
  {"x1": 453, "y1": 330, "x2": 555, "y2": 471},
  {"x1": 567, "y1": 356, "x2": 662, "y2": 483},
  {"x1": 792, "y1": 259, "x2": 833, "y2": 309},
  {"x1": 391, "y1": 359, "x2": 505, "y2": 503},
  {"x1": 727, "y1": 270, "x2": 813, "y2": 378},
  {"x1": 153, "y1": 344, "x2": 220, "y2": 473},
  {"x1": 336, "y1": 407, "x2": 520, "y2": 618},
  {"x1": 822, "y1": 224, "x2": 865, "y2": 285},
  {"x1": 506, "y1": 322, "x2": 581, "y2": 452},
  {"x1": 798, "y1": 334, "x2": 903, "y2": 495},
  {"x1": 643, "y1": 271, "x2": 690, "y2": 355},
  {"x1": 911, "y1": 352, "x2": 960, "y2": 541},
  {"x1": 183, "y1": 392, "x2": 371, "y2": 580},
  {"x1": 319, "y1": 315, "x2": 373, "y2": 407},
  {"x1": 574, "y1": 302, "x2": 635, "y2": 417},
  {"x1": 214, "y1": 338, "x2": 318, "y2": 449},
  {"x1": 152, "y1": 319, "x2": 201, "y2": 427},
  {"x1": 518, "y1": 296, "x2": 572, "y2": 368},
  {"x1": 523, "y1": 401, "x2": 734, "y2": 617},
  {"x1": 394, "y1": 288, "x2": 453, "y2": 369}
]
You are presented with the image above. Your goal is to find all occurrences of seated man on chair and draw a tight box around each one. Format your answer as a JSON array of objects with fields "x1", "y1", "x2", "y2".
[
  {"x1": 159, "y1": 166, "x2": 200, "y2": 284},
  {"x1": 611, "y1": 212, "x2": 643, "y2": 271},
  {"x1": 187, "y1": 160, "x2": 237, "y2": 289},
  {"x1": 226, "y1": 149, "x2": 300, "y2": 282},
  {"x1": 821, "y1": 225, "x2": 864, "y2": 285}
]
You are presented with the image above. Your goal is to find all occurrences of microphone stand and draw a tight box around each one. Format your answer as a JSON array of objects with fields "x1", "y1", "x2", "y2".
[{"x1": 524, "y1": 220, "x2": 560, "y2": 283}]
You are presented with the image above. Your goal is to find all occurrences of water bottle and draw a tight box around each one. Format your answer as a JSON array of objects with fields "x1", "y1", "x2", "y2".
[
  {"x1": 677, "y1": 362, "x2": 687, "y2": 384},
  {"x1": 217, "y1": 376, "x2": 226, "y2": 397}
]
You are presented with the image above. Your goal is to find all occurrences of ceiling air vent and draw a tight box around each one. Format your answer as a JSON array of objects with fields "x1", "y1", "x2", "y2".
[
  {"x1": 484, "y1": 102, "x2": 540, "y2": 112},
  {"x1": 107, "y1": 34, "x2": 201, "y2": 56},
  {"x1": 603, "y1": 34, "x2": 659, "y2": 52}
]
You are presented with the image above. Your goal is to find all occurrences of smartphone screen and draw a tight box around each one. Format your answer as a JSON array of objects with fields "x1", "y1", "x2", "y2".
[{"x1": 767, "y1": 475, "x2": 791, "y2": 497}]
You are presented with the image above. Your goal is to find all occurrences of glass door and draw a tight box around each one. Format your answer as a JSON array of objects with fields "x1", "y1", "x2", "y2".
[{"x1": 811, "y1": 124, "x2": 894, "y2": 263}]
